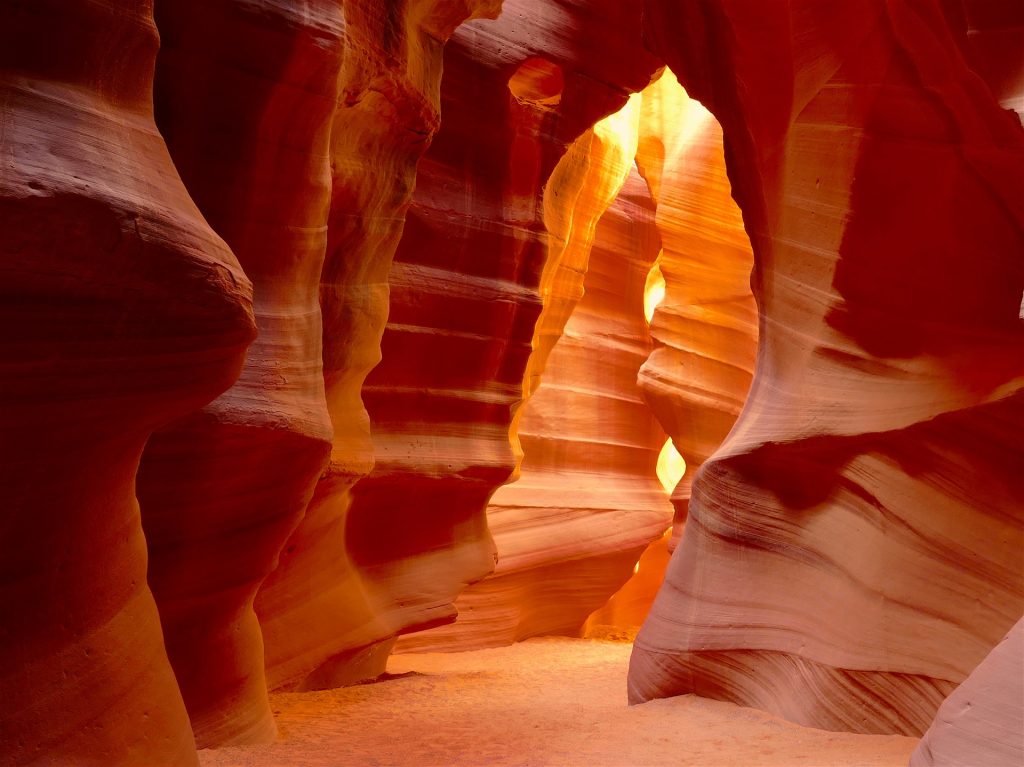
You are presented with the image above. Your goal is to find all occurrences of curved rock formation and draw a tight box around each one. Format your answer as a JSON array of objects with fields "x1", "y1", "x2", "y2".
[
  {"x1": 0, "y1": 1, "x2": 256, "y2": 764},
  {"x1": 253, "y1": 0, "x2": 504, "y2": 692},
  {"x1": 911, "y1": 616, "x2": 1024, "y2": 767},
  {"x1": 633, "y1": 69, "x2": 758, "y2": 545},
  {"x1": 349, "y1": 0, "x2": 660, "y2": 659},
  {"x1": 136, "y1": 0, "x2": 342, "y2": 747},
  {"x1": 631, "y1": 0, "x2": 1024, "y2": 736},
  {"x1": 399, "y1": 166, "x2": 673, "y2": 652}
]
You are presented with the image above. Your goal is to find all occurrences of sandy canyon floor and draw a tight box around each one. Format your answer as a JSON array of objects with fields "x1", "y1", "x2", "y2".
[{"x1": 199, "y1": 638, "x2": 918, "y2": 767}]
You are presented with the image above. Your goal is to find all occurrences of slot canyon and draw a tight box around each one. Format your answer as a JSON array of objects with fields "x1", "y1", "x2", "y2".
[{"x1": 0, "y1": 1, "x2": 1021, "y2": 766}]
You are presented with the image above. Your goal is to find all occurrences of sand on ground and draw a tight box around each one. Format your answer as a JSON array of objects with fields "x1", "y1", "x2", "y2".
[{"x1": 198, "y1": 638, "x2": 918, "y2": 767}]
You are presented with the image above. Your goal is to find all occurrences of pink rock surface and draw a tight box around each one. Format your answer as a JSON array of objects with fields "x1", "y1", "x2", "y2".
[
  {"x1": 631, "y1": 0, "x2": 1024, "y2": 735},
  {"x1": 911, "y1": 617, "x2": 1024, "y2": 767},
  {"x1": 0, "y1": 1, "x2": 255, "y2": 763}
]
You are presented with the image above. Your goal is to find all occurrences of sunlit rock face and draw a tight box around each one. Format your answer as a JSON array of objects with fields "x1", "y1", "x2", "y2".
[
  {"x1": 631, "y1": 0, "x2": 1024, "y2": 736},
  {"x1": 633, "y1": 69, "x2": 758, "y2": 548},
  {"x1": 335, "y1": 0, "x2": 660, "y2": 661},
  {"x1": 253, "y1": 0, "x2": 502, "y2": 693},
  {"x1": 135, "y1": 1, "x2": 342, "y2": 747},
  {"x1": 0, "y1": 1, "x2": 256, "y2": 764},
  {"x1": 911, "y1": 617, "x2": 1024, "y2": 767},
  {"x1": 398, "y1": 164, "x2": 672, "y2": 652}
]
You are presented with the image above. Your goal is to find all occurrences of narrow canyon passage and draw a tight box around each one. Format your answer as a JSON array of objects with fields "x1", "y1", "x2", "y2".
[{"x1": 2, "y1": 2, "x2": 1022, "y2": 766}]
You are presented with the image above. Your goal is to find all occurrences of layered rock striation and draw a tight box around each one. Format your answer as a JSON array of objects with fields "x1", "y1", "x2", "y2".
[
  {"x1": 253, "y1": 0, "x2": 503, "y2": 692},
  {"x1": 134, "y1": 0, "x2": 344, "y2": 747},
  {"x1": 631, "y1": 0, "x2": 1024, "y2": 735},
  {"x1": 634, "y1": 69, "x2": 758, "y2": 545},
  {"x1": 399, "y1": 166, "x2": 673, "y2": 651},
  {"x1": 0, "y1": 1, "x2": 256, "y2": 764},
  {"x1": 325, "y1": 0, "x2": 660, "y2": 664}
]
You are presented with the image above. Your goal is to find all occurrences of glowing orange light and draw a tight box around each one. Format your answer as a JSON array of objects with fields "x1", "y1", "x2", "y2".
[
  {"x1": 644, "y1": 257, "x2": 666, "y2": 323},
  {"x1": 593, "y1": 91, "x2": 643, "y2": 151}
]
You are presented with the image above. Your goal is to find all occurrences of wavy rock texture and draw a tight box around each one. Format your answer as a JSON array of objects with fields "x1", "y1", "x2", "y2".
[
  {"x1": 0, "y1": 2, "x2": 256, "y2": 765},
  {"x1": 253, "y1": 0, "x2": 503, "y2": 692},
  {"x1": 135, "y1": 1, "x2": 342, "y2": 747},
  {"x1": 631, "y1": 0, "x2": 1024, "y2": 736},
  {"x1": 911, "y1": 616, "x2": 1024, "y2": 767},
  {"x1": 399, "y1": 166, "x2": 673, "y2": 652},
  {"x1": 634, "y1": 69, "x2": 758, "y2": 546},
  {"x1": 356, "y1": 0, "x2": 660, "y2": 658}
]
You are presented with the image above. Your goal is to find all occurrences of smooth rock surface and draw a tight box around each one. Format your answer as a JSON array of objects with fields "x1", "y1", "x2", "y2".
[
  {"x1": 634, "y1": 69, "x2": 758, "y2": 545},
  {"x1": 138, "y1": 0, "x2": 342, "y2": 746},
  {"x1": 0, "y1": 1, "x2": 255, "y2": 763},
  {"x1": 254, "y1": 0, "x2": 502, "y2": 694},
  {"x1": 631, "y1": 0, "x2": 1024, "y2": 735},
  {"x1": 911, "y1": 617, "x2": 1024, "y2": 767}
]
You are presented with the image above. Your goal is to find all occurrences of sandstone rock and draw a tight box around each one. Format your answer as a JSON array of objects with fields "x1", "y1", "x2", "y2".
[
  {"x1": 911, "y1": 616, "x2": 1024, "y2": 767},
  {"x1": 633, "y1": 69, "x2": 758, "y2": 547},
  {"x1": 136, "y1": 0, "x2": 343, "y2": 747},
  {"x1": 0, "y1": 1, "x2": 255, "y2": 764},
  {"x1": 631, "y1": 0, "x2": 1024, "y2": 735},
  {"x1": 254, "y1": 0, "x2": 503, "y2": 692},
  {"x1": 398, "y1": 166, "x2": 673, "y2": 651},
  {"x1": 349, "y1": 0, "x2": 660, "y2": 659}
]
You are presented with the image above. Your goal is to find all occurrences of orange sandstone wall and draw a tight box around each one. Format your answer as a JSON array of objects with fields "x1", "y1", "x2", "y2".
[
  {"x1": 634, "y1": 70, "x2": 758, "y2": 547},
  {"x1": 341, "y1": 0, "x2": 660, "y2": 659},
  {"x1": 254, "y1": 0, "x2": 503, "y2": 693},
  {"x1": 399, "y1": 167, "x2": 672, "y2": 651},
  {"x1": 631, "y1": 0, "x2": 1024, "y2": 736},
  {"x1": 0, "y1": 1, "x2": 256, "y2": 764}
]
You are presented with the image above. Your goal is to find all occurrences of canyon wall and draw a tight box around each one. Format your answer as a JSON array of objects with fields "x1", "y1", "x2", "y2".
[
  {"x1": 633, "y1": 69, "x2": 758, "y2": 547},
  {"x1": 402, "y1": 67, "x2": 759, "y2": 654},
  {"x1": 399, "y1": 165, "x2": 673, "y2": 652},
  {"x1": 0, "y1": 2, "x2": 256, "y2": 764},
  {"x1": 253, "y1": 0, "x2": 503, "y2": 693},
  {"x1": 4, "y1": 0, "x2": 1022, "y2": 762},
  {"x1": 631, "y1": 0, "x2": 1024, "y2": 736},
  {"x1": 137, "y1": 0, "x2": 342, "y2": 746},
  {"x1": 337, "y1": 0, "x2": 660, "y2": 659}
]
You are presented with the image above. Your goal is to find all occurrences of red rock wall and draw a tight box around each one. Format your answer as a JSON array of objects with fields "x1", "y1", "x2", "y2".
[
  {"x1": 399, "y1": 165, "x2": 673, "y2": 651},
  {"x1": 631, "y1": 0, "x2": 1024, "y2": 736},
  {"x1": 317, "y1": 0, "x2": 660, "y2": 665},
  {"x1": 254, "y1": 0, "x2": 504, "y2": 692},
  {"x1": 135, "y1": 1, "x2": 343, "y2": 746},
  {"x1": 0, "y1": 1, "x2": 256, "y2": 764}
]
